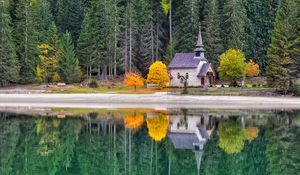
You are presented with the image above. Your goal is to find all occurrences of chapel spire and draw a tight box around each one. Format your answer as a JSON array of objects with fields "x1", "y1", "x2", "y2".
[{"x1": 194, "y1": 25, "x2": 206, "y2": 60}]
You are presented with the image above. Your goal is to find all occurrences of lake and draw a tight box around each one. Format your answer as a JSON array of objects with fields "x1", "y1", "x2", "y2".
[{"x1": 0, "y1": 108, "x2": 299, "y2": 175}]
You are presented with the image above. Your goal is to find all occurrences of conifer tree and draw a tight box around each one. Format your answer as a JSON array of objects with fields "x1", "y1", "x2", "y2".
[
  {"x1": 267, "y1": 0, "x2": 300, "y2": 93},
  {"x1": 77, "y1": 12, "x2": 93, "y2": 78},
  {"x1": 0, "y1": 0, "x2": 20, "y2": 86},
  {"x1": 14, "y1": 0, "x2": 39, "y2": 83},
  {"x1": 202, "y1": 0, "x2": 224, "y2": 67},
  {"x1": 36, "y1": 22, "x2": 60, "y2": 83},
  {"x1": 59, "y1": 32, "x2": 81, "y2": 83},
  {"x1": 245, "y1": 0, "x2": 280, "y2": 73},
  {"x1": 56, "y1": 0, "x2": 84, "y2": 43},
  {"x1": 222, "y1": 0, "x2": 248, "y2": 51},
  {"x1": 31, "y1": 0, "x2": 53, "y2": 42},
  {"x1": 173, "y1": 0, "x2": 199, "y2": 53}
]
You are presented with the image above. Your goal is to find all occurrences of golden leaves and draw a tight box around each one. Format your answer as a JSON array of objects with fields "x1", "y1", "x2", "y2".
[
  {"x1": 146, "y1": 115, "x2": 170, "y2": 142},
  {"x1": 246, "y1": 59, "x2": 260, "y2": 77},
  {"x1": 244, "y1": 127, "x2": 259, "y2": 143},
  {"x1": 124, "y1": 114, "x2": 145, "y2": 130},
  {"x1": 146, "y1": 61, "x2": 170, "y2": 88},
  {"x1": 124, "y1": 72, "x2": 144, "y2": 90}
]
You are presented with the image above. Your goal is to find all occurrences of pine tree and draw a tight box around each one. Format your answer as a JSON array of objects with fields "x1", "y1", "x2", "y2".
[
  {"x1": 56, "y1": 0, "x2": 84, "y2": 43},
  {"x1": 173, "y1": 0, "x2": 199, "y2": 53},
  {"x1": 58, "y1": 32, "x2": 81, "y2": 83},
  {"x1": 267, "y1": 0, "x2": 300, "y2": 94},
  {"x1": 222, "y1": 0, "x2": 248, "y2": 51},
  {"x1": 0, "y1": 0, "x2": 20, "y2": 86},
  {"x1": 31, "y1": 0, "x2": 53, "y2": 43},
  {"x1": 36, "y1": 22, "x2": 60, "y2": 83},
  {"x1": 77, "y1": 12, "x2": 93, "y2": 78},
  {"x1": 78, "y1": 0, "x2": 115, "y2": 80},
  {"x1": 90, "y1": 0, "x2": 112, "y2": 79},
  {"x1": 245, "y1": 0, "x2": 280, "y2": 73},
  {"x1": 14, "y1": 0, "x2": 39, "y2": 83},
  {"x1": 202, "y1": 0, "x2": 224, "y2": 67}
]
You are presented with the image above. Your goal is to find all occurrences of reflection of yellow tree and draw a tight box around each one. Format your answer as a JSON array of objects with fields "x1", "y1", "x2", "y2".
[
  {"x1": 244, "y1": 127, "x2": 259, "y2": 143},
  {"x1": 36, "y1": 119, "x2": 61, "y2": 156},
  {"x1": 124, "y1": 114, "x2": 145, "y2": 130},
  {"x1": 218, "y1": 121, "x2": 246, "y2": 154},
  {"x1": 146, "y1": 114, "x2": 170, "y2": 141}
]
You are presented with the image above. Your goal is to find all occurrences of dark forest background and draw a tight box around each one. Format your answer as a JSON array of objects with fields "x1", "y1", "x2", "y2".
[{"x1": 0, "y1": 0, "x2": 299, "y2": 86}]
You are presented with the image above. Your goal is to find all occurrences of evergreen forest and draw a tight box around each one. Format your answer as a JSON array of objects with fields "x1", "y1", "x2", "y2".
[{"x1": 0, "y1": 0, "x2": 299, "y2": 88}]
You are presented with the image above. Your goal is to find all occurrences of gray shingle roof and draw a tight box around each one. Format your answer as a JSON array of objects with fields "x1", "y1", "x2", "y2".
[
  {"x1": 198, "y1": 126, "x2": 210, "y2": 139},
  {"x1": 197, "y1": 63, "x2": 211, "y2": 77},
  {"x1": 168, "y1": 133, "x2": 200, "y2": 149},
  {"x1": 168, "y1": 53, "x2": 200, "y2": 69}
]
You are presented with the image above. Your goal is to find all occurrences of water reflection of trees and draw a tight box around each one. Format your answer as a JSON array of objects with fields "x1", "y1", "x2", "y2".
[{"x1": 0, "y1": 110, "x2": 299, "y2": 175}]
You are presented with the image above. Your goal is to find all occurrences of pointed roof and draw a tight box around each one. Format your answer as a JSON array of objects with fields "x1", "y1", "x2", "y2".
[{"x1": 195, "y1": 26, "x2": 205, "y2": 53}]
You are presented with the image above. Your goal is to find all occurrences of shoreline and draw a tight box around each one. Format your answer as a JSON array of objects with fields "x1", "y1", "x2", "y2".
[{"x1": 0, "y1": 93, "x2": 299, "y2": 109}]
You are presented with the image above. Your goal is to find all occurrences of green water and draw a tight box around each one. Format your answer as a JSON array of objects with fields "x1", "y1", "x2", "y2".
[{"x1": 0, "y1": 108, "x2": 300, "y2": 175}]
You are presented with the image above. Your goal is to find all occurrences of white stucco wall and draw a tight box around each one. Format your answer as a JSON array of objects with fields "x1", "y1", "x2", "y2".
[{"x1": 169, "y1": 60, "x2": 209, "y2": 87}]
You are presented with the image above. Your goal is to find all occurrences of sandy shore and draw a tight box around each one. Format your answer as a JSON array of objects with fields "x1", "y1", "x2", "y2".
[{"x1": 0, "y1": 93, "x2": 299, "y2": 109}]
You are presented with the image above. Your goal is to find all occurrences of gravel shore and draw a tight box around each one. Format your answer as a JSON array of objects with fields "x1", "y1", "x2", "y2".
[{"x1": 0, "y1": 93, "x2": 299, "y2": 109}]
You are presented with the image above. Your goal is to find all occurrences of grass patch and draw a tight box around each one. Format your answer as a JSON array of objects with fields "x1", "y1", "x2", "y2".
[{"x1": 169, "y1": 87, "x2": 277, "y2": 96}]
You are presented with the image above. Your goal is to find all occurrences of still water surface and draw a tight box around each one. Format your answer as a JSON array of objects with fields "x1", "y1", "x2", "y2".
[{"x1": 0, "y1": 108, "x2": 300, "y2": 175}]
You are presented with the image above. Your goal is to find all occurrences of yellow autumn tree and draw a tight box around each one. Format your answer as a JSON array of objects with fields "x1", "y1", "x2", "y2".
[
  {"x1": 218, "y1": 49, "x2": 247, "y2": 86},
  {"x1": 244, "y1": 127, "x2": 259, "y2": 143},
  {"x1": 146, "y1": 114, "x2": 170, "y2": 142},
  {"x1": 124, "y1": 72, "x2": 144, "y2": 91},
  {"x1": 37, "y1": 44, "x2": 60, "y2": 83},
  {"x1": 217, "y1": 121, "x2": 246, "y2": 154},
  {"x1": 246, "y1": 59, "x2": 260, "y2": 77},
  {"x1": 146, "y1": 61, "x2": 170, "y2": 88},
  {"x1": 124, "y1": 113, "x2": 145, "y2": 130}
]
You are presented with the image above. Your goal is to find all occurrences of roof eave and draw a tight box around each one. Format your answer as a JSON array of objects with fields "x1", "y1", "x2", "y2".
[{"x1": 168, "y1": 67, "x2": 198, "y2": 69}]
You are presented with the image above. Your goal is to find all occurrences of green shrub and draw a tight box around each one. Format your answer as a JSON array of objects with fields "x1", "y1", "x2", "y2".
[
  {"x1": 89, "y1": 79, "x2": 99, "y2": 88},
  {"x1": 290, "y1": 84, "x2": 300, "y2": 96}
]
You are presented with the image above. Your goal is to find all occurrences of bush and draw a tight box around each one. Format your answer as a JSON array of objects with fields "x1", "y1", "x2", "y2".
[
  {"x1": 89, "y1": 79, "x2": 99, "y2": 88},
  {"x1": 290, "y1": 84, "x2": 300, "y2": 96}
]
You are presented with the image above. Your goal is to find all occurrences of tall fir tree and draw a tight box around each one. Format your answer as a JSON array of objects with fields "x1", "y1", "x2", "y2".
[
  {"x1": 14, "y1": 0, "x2": 39, "y2": 83},
  {"x1": 222, "y1": 0, "x2": 248, "y2": 52},
  {"x1": 78, "y1": 0, "x2": 115, "y2": 79},
  {"x1": 267, "y1": 0, "x2": 300, "y2": 93},
  {"x1": 77, "y1": 12, "x2": 93, "y2": 78},
  {"x1": 0, "y1": 0, "x2": 20, "y2": 86},
  {"x1": 245, "y1": 0, "x2": 280, "y2": 73},
  {"x1": 173, "y1": 0, "x2": 199, "y2": 53},
  {"x1": 56, "y1": 0, "x2": 84, "y2": 43},
  {"x1": 58, "y1": 32, "x2": 81, "y2": 83},
  {"x1": 202, "y1": 0, "x2": 224, "y2": 67},
  {"x1": 36, "y1": 22, "x2": 61, "y2": 83},
  {"x1": 31, "y1": 0, "x2": 53, "y2": 43}
]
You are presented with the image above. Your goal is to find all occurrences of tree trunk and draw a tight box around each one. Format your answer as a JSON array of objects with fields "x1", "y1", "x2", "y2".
[
  {"x1": 151, "y1": 9, "x2": 154, "y2": 63},
  {"x1": 129, "y1": 13, "x2": 132, "y2": 72},
  {"x1": 169, "y1": 0, "x2": 173, "y2": 59},
  {"x1": 156, "y1": 21, "x2": 159, "y2": 60},
  {"x1": 125, "y1": 21, "x2": 128, "y2": 72},
  {"x1": 114, "y1": 0, "x2": 117, "y2": 77},
  {"x1": 98, "y1": 65, "x2": 101, "y2": 80}
]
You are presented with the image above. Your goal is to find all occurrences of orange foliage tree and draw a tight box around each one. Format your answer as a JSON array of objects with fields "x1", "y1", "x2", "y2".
[
  {"x1": 146, "y1": 61, "x2": 170, "y2": 88},
  {"x1": 244, "y1": 127, "x2": 259, "y2": 143},
  {"x1": 246, "y1": 59, "x2": 260, "y2": 77},
  {"x1": 146, "y1": 114, "x2": 170, "y2": 142},
  {"x1": 124, "y1": 114, "x2": 145, "y2": 130},
  {"x1": 124, "y1": 72, "x2": 144, "y2": 91}
]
